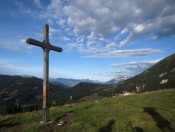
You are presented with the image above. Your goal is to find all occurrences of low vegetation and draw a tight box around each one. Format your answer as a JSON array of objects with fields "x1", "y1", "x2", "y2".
[{"x1": 0, "y1": 88, "x2": 175, "y2": 132}]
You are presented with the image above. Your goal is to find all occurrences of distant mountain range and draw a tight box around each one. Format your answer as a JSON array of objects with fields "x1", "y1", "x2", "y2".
[
  {"x1": 0, "y1": 75, "x2": 65, "y2": 106},
  {"x1": 0, "y1": 74, "x2": 107, "y2": 114},
  {"x1": 0, "y1": 53, "x2": 175, "y2": 114},
  {"x1": 50, "y1": 78, "x2": 104, "y2": 87},
  {"x1": 50, "y1": 77, "x2": 127, "y2": 87},
  {"x1": 105, "y1": 77, "x2": 128, "y2": 84},
  {"x1": 105, "y1": 78, "x2": 119, "y2": 84}
]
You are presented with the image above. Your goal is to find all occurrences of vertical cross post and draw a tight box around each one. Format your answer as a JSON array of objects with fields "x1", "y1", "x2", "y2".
[
  {"x1": 25, "y1": 24, "x2": 62, "y2": 123},
  {"x1": 43, "y1": 24, "x2": 49, "y2": 123}
]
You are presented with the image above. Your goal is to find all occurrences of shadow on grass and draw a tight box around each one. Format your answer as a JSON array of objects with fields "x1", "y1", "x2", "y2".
[
  {"x1": 98, "y1": 119, "x2": 115, "y2": 132},
  {"x1": 143, "y1": 107, "x2": 175, "y2": 132},
  {"x1": 127, "y1": 121, "x2": 144, "y2": 132},
  {"x1": 133, "y1": 127, "x2": 144, "y2": 132},
  {"x1": 0, "y1": 118, "x2": 21, "y2": 128}
]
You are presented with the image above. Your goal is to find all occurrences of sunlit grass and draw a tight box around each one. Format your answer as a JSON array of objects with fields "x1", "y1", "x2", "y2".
[{"x1": 0, "y1": 89, "x2": 175, "y2": 132}]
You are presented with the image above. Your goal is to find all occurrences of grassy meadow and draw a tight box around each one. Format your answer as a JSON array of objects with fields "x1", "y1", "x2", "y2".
[{"x1": 0, "y1": 89, "x2": 175, "y2": 132}]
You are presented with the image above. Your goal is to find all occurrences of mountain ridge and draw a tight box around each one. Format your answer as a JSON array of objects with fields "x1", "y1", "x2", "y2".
[
  {"x1": 0, "y1": 74, "x2": 65, "y2": 107},
  {"x1": 0, "y1": 53, "x2": 175, "y2": 114},
  {"x1": 50, "y1": 78, "x2": 104, "y2": 87},
  {"x1": 114, "y1": 53, "x2": 175, "y2": 93}
]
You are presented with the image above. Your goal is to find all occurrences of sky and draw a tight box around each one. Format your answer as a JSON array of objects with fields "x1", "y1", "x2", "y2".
[{"x1": 0, "y1": 0, "x2": 175, "y2": 82}]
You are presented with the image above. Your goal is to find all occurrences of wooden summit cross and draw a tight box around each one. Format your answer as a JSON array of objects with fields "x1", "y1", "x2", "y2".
[{"x1": 25, "y1": 24, "x2": 62, "y2": 123}]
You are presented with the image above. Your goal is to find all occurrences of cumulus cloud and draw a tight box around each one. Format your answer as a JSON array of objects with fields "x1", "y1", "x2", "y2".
[
  {"x1": 57, "y1": 18, "x2": 66, "y2": 26},
  {"x1": 120, "y1": 28, "x2": 128, "y2": 35},
  {"x1": 40, "y1": 0, "x2": 63, "y2": 20},
  {"x1": 119, "y1": 32, "x2": 133, "y2": 47},
  {"x1": 15, "y1": 1, "x2": 32, "y2": 14},
  {"x1": 62, "y1": 0, "x2": 174, "y2": 38},
  {"x1": 34, "y1": 0, "x2": 41, "y2": 8},
  {"x1": 38, "y1": 0, "x2": 175, "y2": 57},
  {"x1": 66, "y1": 43, "x2": 83, "y2": 50},
  {"x1": 61, "y1": 36, "x2": 70, "y2": 41},
  {"x1": 87, "y1": 32, "x2": 98, "y2": 47},
  {"x1": 106, "y1": 42, "x2": 116, "y2": 50},
  {"x1": 49, "y1": 26, "x2": 60, "y2": 36}
]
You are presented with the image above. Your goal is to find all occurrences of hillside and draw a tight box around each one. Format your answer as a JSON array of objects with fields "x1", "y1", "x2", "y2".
[
  {"x1": 56, "y1": 83, "x2": 101, "y2": 103},
  {"x1": 0, "y1": 75, "x2": 111, "y2": 114},
  {"x1": 0, "y1": 89, "x2": 175, "y2": 131},
  {"x1": 0, "y1": 75, "x2": 66, "y2": 114},
  {"x1": 114, "y1": 53, "x2": 175, "y2": 93},
  {"x1": 0, "y1": 53, "x2": 175, "y2": 114}
]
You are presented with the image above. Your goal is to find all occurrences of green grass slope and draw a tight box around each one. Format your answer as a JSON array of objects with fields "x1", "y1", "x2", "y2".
[{"x1": 0, "y1": 89, "x2": 175, "y2": 132}]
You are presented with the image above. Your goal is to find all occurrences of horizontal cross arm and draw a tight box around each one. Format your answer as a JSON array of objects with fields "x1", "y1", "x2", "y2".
[
  {"x1": 49, "y1": 44, "x2": 62, "y2": 52},
  {"x1": 26, "y1": 38, "x2": 44, "y2": 48}
]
